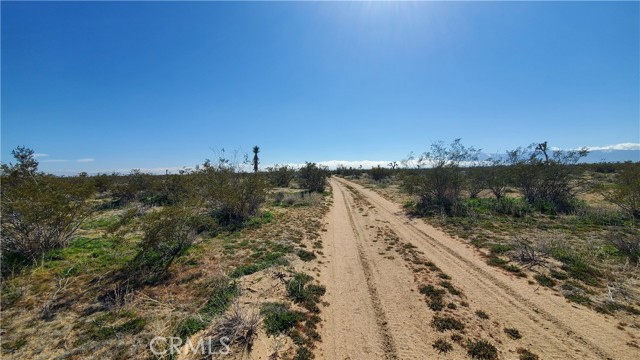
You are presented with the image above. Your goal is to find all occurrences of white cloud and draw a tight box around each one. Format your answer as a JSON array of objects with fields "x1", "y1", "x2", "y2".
[
  {"x1": 317, "y1": 160, "x2": 394, "y2": 169},
  {"x1": 584, "y1": 143, "x2": 640, "y2": 151},
  {"x1": 43, "y1": 159, "x2": 69, "y2": 163},
  {"x1": 33, "y1": 153, "x2": 49, "y2": 158},
  {"x1": 76, "y1": 158, "x2": 95, "y2": 163}
]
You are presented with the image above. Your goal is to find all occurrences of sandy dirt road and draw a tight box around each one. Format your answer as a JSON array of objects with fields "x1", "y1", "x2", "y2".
[{"x1": 317, "y1": 177, "x2": 638, "y2": 360}]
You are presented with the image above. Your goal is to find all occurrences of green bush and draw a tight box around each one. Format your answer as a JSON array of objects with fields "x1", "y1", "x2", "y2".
[
  {"x1": 267, "y1": 165, "x2": 297, "y2": 187},
  {"x1": 287, "y1": 272, "x2": 326, "y2": 312},
  {"x1": 193, "y1": 155, "x2": 270, "y2": 226},
  {"x1": 467, "y1": 339, "x2": 498, "y2": 360},
  {"x1": 1, "y1": 147, "x2": 94, "y2": 261},
  {"x1": 432, "y1": 339, "x2": 453, "y2": 354},
  {"x1": 431, "y1": 315, "x2": 465, "y2": 332},
  {"x1": 401, "y1": 139, "x2": 480, "y2": 216},
  {"x1": 298, "y1": 162, "x2": 328, "y2": 193},
  {"x1": 534, "y1": 273, "x2": 556, "y2": 287},
  {"x1": 202, "y1": 276, "x2": 239, "y2": 317},
  {"x1": 504, "y1": 142, "x2": 588, "y2": 213},
  {"x1": 601, "y1": 164, "x2": 640, "y2": 219},
  {"x1": 124, "y1": 206, "x2": 200, "y2": 285},
  {"x1": 175, "y1": 316, "x2": 207, "y2": 340},
  {"x1": 370, "y1": 166, "x2": 391, "y2": 181},
  {"x1": 261, "y1": 302, "x2": 305, "y2": 336},
  {"x1": 297, "y1": 249, "x2": 317, "y2": 262}
]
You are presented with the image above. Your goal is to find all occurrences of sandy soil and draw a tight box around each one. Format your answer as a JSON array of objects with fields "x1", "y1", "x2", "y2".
[{"x1": 316, "y1": 177, "x2": 639, "y2": 360}]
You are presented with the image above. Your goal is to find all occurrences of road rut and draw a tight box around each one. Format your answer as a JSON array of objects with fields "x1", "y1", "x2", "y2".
[{"x1": 317, "y1": 178, "x2": 638, "y2": 360}]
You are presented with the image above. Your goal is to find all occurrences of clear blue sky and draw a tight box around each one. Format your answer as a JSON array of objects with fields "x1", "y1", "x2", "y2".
[{"x1": 2, "y1": 1, "x2": 639, "y2": 174}]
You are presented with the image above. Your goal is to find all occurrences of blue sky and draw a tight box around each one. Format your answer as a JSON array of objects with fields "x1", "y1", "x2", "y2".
[{"x1": 2, "y1": 1, "x2": 639, "y2": 174}]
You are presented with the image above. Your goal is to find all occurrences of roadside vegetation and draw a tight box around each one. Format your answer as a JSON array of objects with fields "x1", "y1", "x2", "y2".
[
  {"x1": 339, "y1": 140, "x2": 640, "y2": 320},
  {"x1": 1, "y1": 146, "x2": 330, "y2": 359}
]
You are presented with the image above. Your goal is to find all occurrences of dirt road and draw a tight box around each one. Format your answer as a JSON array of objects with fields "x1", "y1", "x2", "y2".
[{"x1": 317, "y1": 177, "x2": 638, "y2": 360}]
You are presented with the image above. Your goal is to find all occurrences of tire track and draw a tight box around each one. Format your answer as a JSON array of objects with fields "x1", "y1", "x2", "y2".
[
  {"x1": 337, "y1": 183, "x2": 399, "y2": 360},
  {"x1": 336, "y1": 177, "x2": 628, "y2": 360}
]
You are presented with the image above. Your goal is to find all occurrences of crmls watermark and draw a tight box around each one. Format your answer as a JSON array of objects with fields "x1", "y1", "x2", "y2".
[{"x1": 149, "y1": 336, "x2": 231, "y2": 356}]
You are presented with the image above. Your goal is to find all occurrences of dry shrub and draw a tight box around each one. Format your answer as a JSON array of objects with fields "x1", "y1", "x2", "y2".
[{"x1": 205, "y1": 304, "x2": 260, "y2": 356}]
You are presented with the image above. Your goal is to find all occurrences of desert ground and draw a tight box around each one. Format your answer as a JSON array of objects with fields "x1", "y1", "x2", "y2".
[{"x1": 310, "y1": 178, "x2": 637, "y2": 360}]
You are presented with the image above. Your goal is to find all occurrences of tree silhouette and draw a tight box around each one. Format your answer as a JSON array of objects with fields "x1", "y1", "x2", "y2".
[{"x1": 252, "y1": 146, "x2": 260, "y2": 173}]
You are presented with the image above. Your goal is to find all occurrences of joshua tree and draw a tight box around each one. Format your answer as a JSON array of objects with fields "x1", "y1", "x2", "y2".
[{"x1": 252, "y1": 146, "x2": 260, "y2": 173}]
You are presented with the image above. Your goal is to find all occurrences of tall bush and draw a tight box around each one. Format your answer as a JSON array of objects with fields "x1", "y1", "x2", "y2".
[
  {"x1": 601, "y1": 164, "x2": 640, "y2": 220},
  {"x1": 1, "y1": 147, "x2": 94, "y2": 260},
  {"x1": 298, "y1": 162, "x2": 328, "y2": 193},
  {"x1": 402, "y1": 139, "x2": 480, "y2": 215},
  {"x1": 505, "y1": 142, "x2": 588, "y2": 213},
  {"x1": 200, "y1": 157, "x2": 268, "y2": 225}
]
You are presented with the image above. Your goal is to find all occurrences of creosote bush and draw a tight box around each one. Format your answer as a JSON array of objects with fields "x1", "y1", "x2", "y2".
[
  {"x1": 601, "y1": 164, "x2": 640, "y2": 220},
  {"x1": 505, "y1": 142, "x2": 588, "y2": 213},
  {"x1": 1, "y1": 147, "x2": 94, "y2": 262},
  {"x1": 298, "y1": 162, "x2": 328, "y2": 193},
  {"x1": 123, "y1": 206, "x2": 200, "y2": 286},
  {"x1": 200, "y1": 158, "x2": 269, "y2": 226},
  {"x1": 267, "y1": 165, "x2": 297, "y2": 187},
  {"x1": 401, "y1": 139, "x2": 480, "y2": 215}
]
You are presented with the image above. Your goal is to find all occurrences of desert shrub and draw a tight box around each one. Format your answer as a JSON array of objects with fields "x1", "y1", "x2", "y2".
[
  {"x1": 287, "y1": 272, "x2": 326, "y2": 312},
  {"x1": 504, "y1": 327, "x2": 522, "y2": 339},
  {"x1": 549, "y1": 246, "x2": 600, "y2": 286},
  {"x1": 483, "y1": 163, "x2": 510, "y2": 199},
  {"x1": 465, "y1": 166, "x2": 486, "y2": 199},
  {"x1": 601, "y1": 164, "x2": 640, "y2": 220},
  {"x1": 432, "y1": 339, "x2": 453, "y2": 354},
  {"x1": 106, "y1": 169, "x2": 155, "y2": 207},
  {"x1": 419, "y1": 284, "x2": 446, "y2": 299},
  {"x1": 419, "y1": 283, "x2": 447, "y2": 311},
  {"x1": 491, "y1": 198, "x2": 533, "y2": 217},
  {"x1": 267, "y1": 165, "x2": 297, "y2": 187},
  {"x1": 298, "y1": 162, "x2": 328, "y2": 193},
  {"x1": 505, "y1": 142, "x2": 588, "y2": 213},
  {"x1": 440, "y1": 281, "x2": 462, "y2": 296},
  {"x1": 278, "y1": 192, "x2": 323, "y2": 207},
  {"x1": 467, "y1": 339, "x2": 498, "y2": 360},
  {"x1": 475, "y1": 310, "x2": 490, "y2": 319},
  {"x1": 230, "y1": 256, "x2": 289, "y2": 278},
  {"x1": 202, "y1": 275, "x2": 239, "y2": 317},
  {"x1": 297, "y1": 249, "x2": 317, "y2": 262},
  {"x1": 534, "y1": 273, "x2": 556, "y2": 287},
  {"x1": 429, "y1": 298, "x2": 445, "y2": 311},
  {"x1": 606, "y1": 234, "x2": 640, "y2": 264},
  {"x1": 1, "y1": 147, "x2": 94, "y2": 261},
  {"x1": 334, "y1": 165, "x2": 363, "y2": 178},
  {"x1": 402, "y1": 139, "x2": 480, "y2": 215},
  {"x1": 261, "y1": 302, "x2": 305, "y2": 336},
  {"x1": 370, "y1": 165, "x2": 391, "y2": 181},
  {"x1": 517, "y1": 348, "x2": 539, "y2": 360},
  {"x1": 175, "y1": 316, "x2": 207, "y2": 340},
  {"x1": 139, "y1": 174, "x2": 190, "y2": 206},
  {"x1": 200, "y1": 159, "x2": 269, "y2": 226},
  {"x1": 293, "y1": 346, "x2": 314, "y2": 360},
  {"x1": 124, "y1": 206, "x2": 199, "y2": 285},
  {"x1": 431, "y1": 315, "x2": 465, "y2": 332},
  {"x1": 206, "y1": 304, "x2": 259, "y2": 354}
]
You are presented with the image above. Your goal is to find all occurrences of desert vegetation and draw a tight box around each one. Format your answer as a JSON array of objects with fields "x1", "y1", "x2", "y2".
[
  {"x1": 0, "y1": 146, "x2": 330, "y2": 359},
  {"x1": 341, "y1": 139, "x2": 640, "y2": 320}
]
